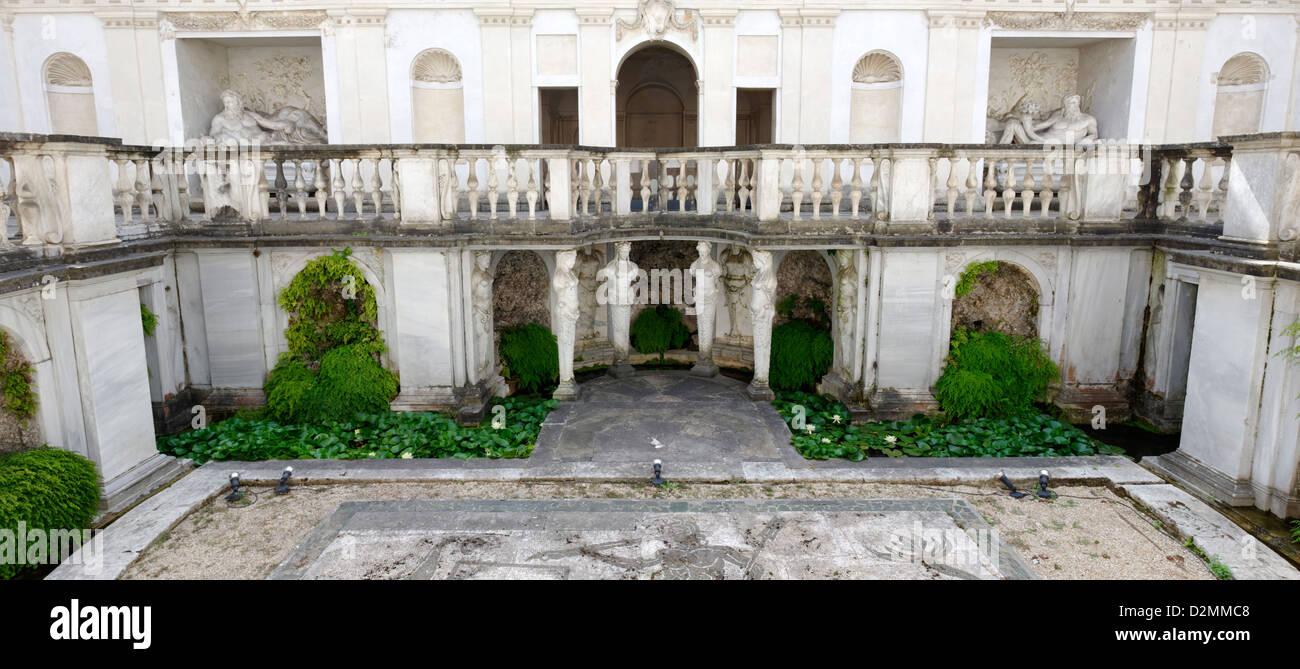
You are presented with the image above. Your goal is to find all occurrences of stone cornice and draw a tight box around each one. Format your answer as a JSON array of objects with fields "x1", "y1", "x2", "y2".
[
  {"x1": 985, "y1": 11, "x2": 1151, "y2": 31},
  {"x1": 162, "y1": 10, "x2": 330, "y2": 33}
]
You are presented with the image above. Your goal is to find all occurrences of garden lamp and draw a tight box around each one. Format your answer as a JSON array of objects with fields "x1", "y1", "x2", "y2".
[
  {"x1": 225, "y1": 472, "x2": 242, "y2": 502},
  {"x1": 1037, "y1": 470, "x2": 1053, "y2": 499},
  {"x1": 997, "y1": 471, "x2": 1027, "y2": 499},
  {"x1": 275, "y1": 466, "x2": 294, "y2": 495},
  {"x1": 650, "y1": 459, "x2": 666, "y2": 485}
]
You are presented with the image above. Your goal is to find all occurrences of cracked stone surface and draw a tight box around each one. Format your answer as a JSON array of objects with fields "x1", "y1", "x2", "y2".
[
  {"x1": 271, "y1": 498, "x2": 1032, "y2": 580},
  {"x1": 529, "y1": 372, "x2": 801, "y2": 470}
]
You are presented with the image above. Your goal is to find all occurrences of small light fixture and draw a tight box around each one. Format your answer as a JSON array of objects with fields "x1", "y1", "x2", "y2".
[
  {"x1": 274, "y1": 466, "x2": 294, "y2": 495},
  {"x1": 225, "y1": 472, "x2": 242, "y2": 502},
  {"x1": 997, "y1": 471, "x2": 1027, "y2": 499},
  {"x1": 1036, "y1": 470, "x2": 1053, "y2": 499},
  {"x1": 650, "y1": 459, "x2": 666, "y2": 485}
]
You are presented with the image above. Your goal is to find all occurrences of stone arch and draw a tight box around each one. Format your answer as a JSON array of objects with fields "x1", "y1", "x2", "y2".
[
  {"x1": 411, "y1": 48, "x2": 465, "y2": 143},
  {"x1": 493, "y1": 250, "x2": 551, "y2": 334},
  {"x1": 849, "y1": 50, "x2": 903, "y2": 142},
  {"x1": 273, "y1": 251, "x2": 391, "y2": 365},
  {"x1": 629, "y1": 240, "x2": 698, "y2": 341},
  {"x1": 0, "y1": 302, "x2": 51, "y2": 454},
  {"x1": 774, "y1": 250, "x2": 834, "y2": 327},
  {"x1": 950, "y1": 259, "x2": 1043, "y2": 339},
  {"x1": 616, "y1": 44, "x2": 698, "y2": 147},
  {"x1": 43, "y1": 52, "x2": 98, "y2": 136}
]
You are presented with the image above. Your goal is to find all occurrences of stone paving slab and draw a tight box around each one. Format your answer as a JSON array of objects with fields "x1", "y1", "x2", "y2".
[
  {"x1": 1121, "y1": 484, "x2": 1300, "y2": 580},
  {"x1": 269, "y1": 498, "x2": 1036, "y2": 580}
]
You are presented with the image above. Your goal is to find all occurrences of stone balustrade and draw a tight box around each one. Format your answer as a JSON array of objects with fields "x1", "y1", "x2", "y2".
[{"x1": 6, "y1": 133, "x2": 1297, "y2": 252}]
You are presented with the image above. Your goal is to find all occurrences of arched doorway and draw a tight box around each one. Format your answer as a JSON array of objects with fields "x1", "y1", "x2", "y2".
[{"x1": 616, "y1": 46, "x2": 698, "y2": 148}]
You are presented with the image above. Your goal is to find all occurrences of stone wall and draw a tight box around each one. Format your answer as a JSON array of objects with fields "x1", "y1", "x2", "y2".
[
  {"x1": 0, "y1": 345, "x2": 41, "y2": 454},
  {"x1": 775, "y1": 250, "x2": 833, "y2": 327}
]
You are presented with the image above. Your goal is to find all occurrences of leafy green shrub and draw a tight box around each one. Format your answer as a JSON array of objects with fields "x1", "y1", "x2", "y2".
[
  {"x1": 0, "y1": 447, "x2": 101, "y2": 579},
  {"x1": 774, "y1": 391, "x2": 1119, "y2": 461},
  {"x1": 278, "y1": 248, "x2": 383, "y2": 362},
  {"x1": 0, "y1": 330, "x2": 36, "y2": 423},
  {"x1": 1290, "y1": 520, "x2": 1299, "y2": 544},
  {"x1": 158, "y1": 396, "x2": 557, "y2": 464},
  {"x1": 140, "y1": 303, "x2": 158, "y2": 337},
  {"x1": 934, "y1": 329, "x2": 1058, "y2": 420},
  {"x1": 264, "y1": 249, "x2": 397, "y2": 422},
  {"x1": 955, "y1": 260, "x2": 999, "y2": 297},
  {"x1": 770, "y1": 320, "x2": 833, "y2": 391},
  {"x1": 631, "y1": 305, "x2": 691, "y2": 363},
  {"x1": 498, "y1": 323, "x2": 559, "y2": 394}
]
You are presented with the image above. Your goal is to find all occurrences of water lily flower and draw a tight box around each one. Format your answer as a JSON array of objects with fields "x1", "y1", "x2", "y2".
[
  {"x1": 401, "y1": 452, "x2": 413, "y2": 459},
  {"x1": 354, "y1": 429, "x2": 362, "y2": 435},
  {"x1": 821, "y1": 437, "x2": 831, "y2": 444},
  {"x1": 884, "y1": 435, "x2": 897, "y2": 444},
  {"x1": 805, "y1": 424, "x2": 816, "y2": 434},
  {"x1": 831, "y1": 414, "x2": 842, "y2": 424}
]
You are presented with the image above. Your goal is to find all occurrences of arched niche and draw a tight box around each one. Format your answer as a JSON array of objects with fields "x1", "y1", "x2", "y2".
[
  {"x1": 493, "y1": 250, "x2": 551, "y2": 333},
  {"x1": 0, "y1": 304, "x2": 51, "y2": 454},
  {"x1": 411, "y1": 49, "x2": 465, "y2": 143},
  {"x1": 849, "y1": 51, "x2": 902, "y2": 143},
  {"x1": 774, "y1": 250, "x2": 834, "y2": 327},
  {"x1": 43, "y1": 52, "x2": 98, "y2": 136},
  {"x1": 616, "y1": 45, "x2": 698, "y2": 147},
  {"x1": 1212, "y1": 52, "x2": 1269, "y2": 138},
  {"x1": 951, "y1": 260, "x2": 1043, "y2": 340},
  {"x1": 272, "y1": 250, "x2": 391, "y2": 366}
]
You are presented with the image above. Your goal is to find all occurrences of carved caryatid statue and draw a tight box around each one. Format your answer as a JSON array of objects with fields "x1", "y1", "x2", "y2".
[
  {"x1": 205, "y1": 89, "x2": 328, "y2": 145},
  {"x1": 747, "y1": 249, "x2": 777, "y2": 400},
  {"x1": 598, "y1": 241, "x2": 640, "y2": 378},
  {"x1": 553, "y1": 249, "x2": 581, "y2": 400},
  {"x1": 833, "y1": 251, "x2": 857, "y2": 378},
  {"x1": 576, "y1": 245, "x2": 605, "y2": 341},
  {"x1": 689, "y1": 241, "x2": 723, "y2": 377},
  {"x1": 992, "y1": 94, "x2": 1098, "y2": 145},
  {"x1": 719, "y1": 245, "x2": 753, "y2": 340},
  {"x1": 471, "y1": 251, "x2": 494, "y2": 381}
]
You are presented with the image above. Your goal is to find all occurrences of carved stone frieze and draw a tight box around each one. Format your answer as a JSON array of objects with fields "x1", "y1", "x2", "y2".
[{"x1": 986, "y1": 11, "x2": 1149, "y2": 32}]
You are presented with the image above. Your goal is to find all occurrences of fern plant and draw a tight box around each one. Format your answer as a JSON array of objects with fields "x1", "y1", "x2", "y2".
[
  {"x1": 955, "y1": 260, "x2": 999, "y2": 297},
  {"x1": 0, "y1": 330, "x2": 36, "y2": 424},
  {"x1": 140, "y1": 303, "x2": 158, "y2": 337},
  {"x1": 0, "y1": 447, "x2": 100, "y2": 580},
  {"x1": 498, "y1": 323, "x2": 559, "y2": 393},
  {"x1": 631, "y1": 305, "x2": 691, "y2": 364},
  {"x1": 934, "y1": 328, "x2": 1058, "y2": 420},
  {"x1": 770, "y1": 320, "x2": 833, "y2": 391}
]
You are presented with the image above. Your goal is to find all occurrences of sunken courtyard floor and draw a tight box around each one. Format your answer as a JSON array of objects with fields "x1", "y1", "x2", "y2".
[{"x1": 122, "y1": 480, "x2": 1210, "y2": 580}]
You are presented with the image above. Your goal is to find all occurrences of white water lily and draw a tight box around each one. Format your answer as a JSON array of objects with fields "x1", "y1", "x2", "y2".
[
  {"x1": 805, "y1": 424, "x2": 816, "y2": 434},
  {"x1": 884, "y1": 435, "x2": 897, "y2": 444},
  {"x1": 401, "y1": 452, "x2": 413, "y2": 459},
  {"x1": 821, "y1": 437, "x2": 831, "y2": 444},
  {"x1": 831, "y1": 414, "x2": 842, "y2": 424}
]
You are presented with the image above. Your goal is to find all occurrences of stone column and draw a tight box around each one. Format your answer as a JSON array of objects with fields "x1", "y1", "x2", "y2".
[
  {"x1": 689, "y1": 241, "x2": 722, "y2": 377},
  {"x1": 552, "y1": 249, "x2": 581, "y2": 401},
  {"x1": 699, "y1": 10, "x2": 737, "y2": 146},
  {"x1": 746, "y1": 249, "x2": 776, "y2": 400},
  {"x1": 98, "y1": 11, "x2": 170, "y2": 144},
  {"x1": 818, "y1": 248, "x2": 859, "y2": 401},
  {"x1": 577, "y1": 9, "x2": 614, "y2": 145},
  {"x1": 797, "y1": 10, "x2": 838, "y2": 143},
  {"x1": 1142, "y1": 12, "x2": 1212, "y2": 143},
  {"x1": 326, "y1": 10, "x2": 392, "y2": 143},
  {"x1": 602, "y1": 241, "x2": 638, "y2": 378},
  {"x1": 476, "y1": 9, "x2": 515, "y2": 143}
]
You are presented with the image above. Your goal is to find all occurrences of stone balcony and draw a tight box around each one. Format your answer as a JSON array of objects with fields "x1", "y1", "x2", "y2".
[{"x1": 4, "y1": 133, "x2": 1292, "y2": 262}]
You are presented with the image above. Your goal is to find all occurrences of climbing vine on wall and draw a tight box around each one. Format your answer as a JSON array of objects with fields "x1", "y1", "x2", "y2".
[
  {"x1": 0, "y1": 331, "x2": 36, "y2": 424},
  {"x1": 955, "y1": 260, "x2": 999, "y2": 298},
  {"x1": 264, "y1": 248, "x2": 397, "y2": 423}
]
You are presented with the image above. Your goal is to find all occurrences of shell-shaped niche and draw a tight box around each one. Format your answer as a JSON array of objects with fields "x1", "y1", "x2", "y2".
[
  {"x1": 1217, "y1": 52, "x2": 1268, "y2": 87},
  {"x1": 43, "y1": 53, "x2": 93, "y2": 87},
  {"x1": 411, "y1": 49, "x2": 463, "y2": 84},
  {"x1": 852, "y1": 51, "x2": 902, "y2": 85}
]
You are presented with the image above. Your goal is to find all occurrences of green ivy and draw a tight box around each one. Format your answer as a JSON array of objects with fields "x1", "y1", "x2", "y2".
[
  {"x1": 0, "y1": 447, "x2": 101, "y2": 580},
  {"x1": 955, "y1": 260, "x2": 999, "y2": 298},
  {"x1": 631, "y1": 305, "x2": 691, "y2": 364},
  {"x1": 770, "y1": 320, "x2": 833, "y2": 391},
  {"x1": 157, "y1": 396, "x2": 557, "y2": 464},
  {"x1": 0, "y1": 331, "x2": 36, "y2": 424},
  {"x1": 934, "y1": 328, "x2": 1058, "y2": 421},
  {"x1": 774, "y1": 391, "x2": 1121, "y2": 461},
  {"x1": 498, "y1": 323, "x2": 559, "y2": 393},
  {"x1": 278, "y1": 248, "x2": 383, "y2": 362},
  {"x1": 264, "y1": 248, "x2": 397, "y2": 423},
  {"x1": 140, "y1": 303, "x2": 158, "y2": 337}
]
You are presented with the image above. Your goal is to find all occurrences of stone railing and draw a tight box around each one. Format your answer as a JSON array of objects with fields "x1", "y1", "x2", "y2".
[{"x1": 11, "y1": 133, "x2": 1300, "y2": 254}]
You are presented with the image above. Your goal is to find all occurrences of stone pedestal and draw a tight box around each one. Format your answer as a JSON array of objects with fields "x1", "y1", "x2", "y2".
[
  {"x1": 745, "y1": 380, "x2": 774, "y2": 401},
  {"x1": 690, "y1": 360, "x2": 719, "y2": 377},
  {"x1": 608, "y1": 360, "x2": 636, "y2": 378},
  {"x1": 553, "y1": 379, "x2": 581, "y2": 401}
]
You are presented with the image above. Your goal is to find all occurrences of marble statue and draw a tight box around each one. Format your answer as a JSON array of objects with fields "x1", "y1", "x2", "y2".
[
  {"x1": 719, "y1": 245, "x2": 754, "y2": 340},
  {"x1": 576, "y1": 245, "x2": 604, "y2": 341},
  {"x1": 747, "y1": 249, "x2": 777, "y2": 400},
  {"x1": 471, "y1": 251, "x2": 494, "y2": 381},
  {"x1": 993, "y1": 94, "x2": 1098, "y2": 145},
  {"x1": 552, "y1": 249, "x2": 581, "y2": 401},
  {"x1": 598, "y1": 241, "x2": 640, "y2": 378},
  {"x1": 688, "y1": 241, "x2": 723, "y2": 377},
  {"x1": 833, "y1": 251, "x2": 857, "y2": 378},
  {"x1": 205, "y1": 89, "x2": 328, "y2": 145}
]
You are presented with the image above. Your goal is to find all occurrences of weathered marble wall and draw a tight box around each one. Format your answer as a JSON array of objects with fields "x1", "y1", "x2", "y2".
[{"x1": 950, "y1": 261, "x2": 1040, "y2": 338}]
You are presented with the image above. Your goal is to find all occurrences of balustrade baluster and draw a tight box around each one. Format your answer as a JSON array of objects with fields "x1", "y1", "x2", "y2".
[
  {"x1": 487, "y1": 158, "x2": 500, "y2": 220},
  {"x1": 983, "y1": 158, "x2": 997, "y2": 217},
  {"x1": 1040, "y1": 157, "x2": 1056, "y2": 219},
  {"x1": 791, "y1": 158, "x2": 804, "y2": 220},
  {"x1": 274, "y1": 159, "x2": 289, "y2": 220},
  {"x1": 811, "y1": 158, "x2": 825, "y2": 220},
  {"x1": 467, "y1": 158, "x2": 480, "y2": 219},
  {"x1": 1021, "y1": 158, "x2": 1037, "y2": 219},
  {"x1": 849, "y1": 158, "x2": 863, "y2": 219},
  {"x1": 506, "y1": 158, "x2": 520, "y2": 219},
  {"x1": 294, "y1": 160, "x2": 308, "y2": 220},
  {"x1": 1001, "y1": 159, "x2": 1017, "y2": 216}
]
